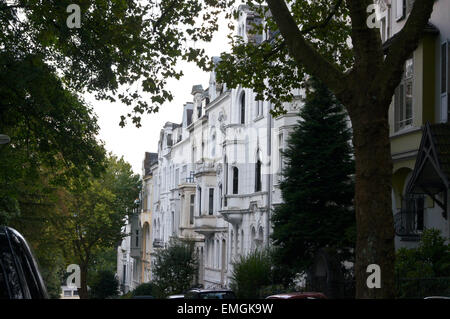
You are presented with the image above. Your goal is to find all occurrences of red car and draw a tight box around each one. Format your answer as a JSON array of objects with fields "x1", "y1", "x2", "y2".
[{"x1": 266, "y1": 292, "x2": 327, "y2": 299}]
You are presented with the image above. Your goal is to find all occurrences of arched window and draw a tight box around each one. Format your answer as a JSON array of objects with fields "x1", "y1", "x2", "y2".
[
  {"x1": 233, "y1": 167, "x2": 239, "y2": 194},
  {"x1": 255, "y1": 156, "x2": 262, "y2": 192},
  {"x1": 240, "y1": 92, "x2": 245, "y2": 124}
]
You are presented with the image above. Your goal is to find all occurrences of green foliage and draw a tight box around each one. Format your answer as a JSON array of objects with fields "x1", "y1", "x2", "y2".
[
  {"x1": 87, "y1": 247, "x2": 118, "y2": 287},
  {"x1": 153, "y1": 239, "x2": 198, "y2": 297},
  {"x1": 395, "y1": 229, "x2": 450, "y2": 298},
  {"x1": 132, "y1": 282, "x2": 163, "y2": 299},
  {"x1": 55, "y1": 154, "x2": 141, "y2": 265},
  {"x1": 230, "y1": 249, "x2": 282, "y2": 299},
  {"x1": 89, "y1": 270, "x2": 119, "y2": 299},
  {"x1": 271, "y1": 78, "x2": 355, "y2": 281},
  {"x1": 0, "y1": 0, "x2": 223, "y2": 126},
  {"x1": 212, "y1": 0, "x2": 353, "y2": 116}
]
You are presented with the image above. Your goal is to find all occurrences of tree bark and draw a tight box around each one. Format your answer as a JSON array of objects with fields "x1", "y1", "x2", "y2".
[
  {"x1": 349, "y1": 102, "x2": 395, "y2": 298},
  {"x1": 78, "y1": 263, "x2": 89, "y2": 299}
]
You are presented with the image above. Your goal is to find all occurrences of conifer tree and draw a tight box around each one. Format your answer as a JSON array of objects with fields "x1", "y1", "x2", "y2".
[{"x1": 271, "y1": 78, "x2": 355, "y2": 278}]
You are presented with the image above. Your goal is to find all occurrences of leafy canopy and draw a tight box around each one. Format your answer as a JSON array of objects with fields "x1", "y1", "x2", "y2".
[{"x1": 0, "y1": 0, "x2": 228, "y2": 126}]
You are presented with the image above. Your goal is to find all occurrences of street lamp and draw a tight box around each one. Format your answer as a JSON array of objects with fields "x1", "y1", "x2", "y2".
[{"x1": 0, "y1": 134, "x2": 10, "y2": 145}]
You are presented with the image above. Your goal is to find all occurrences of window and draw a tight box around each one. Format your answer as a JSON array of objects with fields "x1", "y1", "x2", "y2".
[
  {"x1": 395, "y1": 195, "x2": 424, "y2": 236},
  {"x1": 171, "y1": 212, "x2": 175, "y2": 235},
  {"x1": 442, "y1": 42, "x2": 448, "y2": 95},
  {"x1": 240, "y1": 92, "x2": 245, "y2": 124},
  {"x1": 135, "y1": 229, "x2": 139, "y2": 247},
  {"x1": 209, "y1": 188, "x2": 214, "y2": 215},
  {"x1": 198, "y1": 187, "x2": 202, "y2": 215},
  {"x1": 224, "y1": 157, "x2": 228, "y2": 206},
  {"x1": 441, "y1": 41, "x2": 449, "y2": 122},
  {"x1": 190, "y1": 194, "x2": 195, "y2": 224},
  {"x1": 64, "y1": 290, "x2": 72, "y2": 297},
  {"x1": 255, "y1": 159, "x2": 262, "y2": 192},
  {"x1": 211, "y1": 132, "x2": 216, "y2": 157},
  {"x1": 219, "y1": 185, "x2": 222, "y2": 209},
  {"x1": 278, "y1": 133, "x2": 284, "y2": 180},
  {"x1": 232, "y1": 167, "x2": 239, "y2": 194},
  {"x1": 395, "y1": 57, "x2": 413, "y2": 131},
  {"x1": 395, "y1": 0, "x2": 405, "y2": 21}
]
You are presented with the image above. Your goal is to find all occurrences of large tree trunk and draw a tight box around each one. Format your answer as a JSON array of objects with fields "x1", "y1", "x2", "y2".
[
  {"x1": 78, "y1": 264, "x2": 89, "y2": 299},
  {"x1": 350, "y1": 102, "x2": 395, "y2": 298}
]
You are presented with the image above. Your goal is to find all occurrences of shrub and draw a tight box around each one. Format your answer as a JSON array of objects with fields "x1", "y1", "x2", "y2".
[
  {"x1": 132, "y1": 282, "x2": 163, "y2": 298},
  {"x1": 230, "y1": 249, "x2": 277, "y2": 299},
  {"x1": 395, "y1": 229, "x2": 450, "y2": 298}
]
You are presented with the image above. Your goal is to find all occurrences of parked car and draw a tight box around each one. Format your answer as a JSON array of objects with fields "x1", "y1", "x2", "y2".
[
  {"x1": 167, "y1": 294, "x2": 185, "y2": 299},
  {"x1": 184, "y1": 288, "x2": 236, "y2": 299},
  {"x1": 265, "y1": 292, "x2": 327, "y2": 299},
  {"x1": 131, "y1": 295, "x2": 155, "y2": 299},
  {"x1": 0, "y1": 226, "x2": 49, "y2": 299}
]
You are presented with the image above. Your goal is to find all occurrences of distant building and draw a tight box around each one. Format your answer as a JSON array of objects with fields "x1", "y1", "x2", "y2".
[{"x1": 60, "y1": 285, "x2": 79, "y2": 299}]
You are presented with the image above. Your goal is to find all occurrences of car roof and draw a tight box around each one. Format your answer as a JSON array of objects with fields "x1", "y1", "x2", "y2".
[
  {"x1": 266, "y1": 292, "x2": 327, "y2": 299},
  {"x1": 187, "y1": 289, "x2": 234, "y2": 293}
]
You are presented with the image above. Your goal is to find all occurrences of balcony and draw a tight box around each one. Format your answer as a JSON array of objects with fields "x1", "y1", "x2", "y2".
[
  {"x1": 219, "y1": 209, "x2": 245, "y2": 226},
  {"x1": 194, "y1": 162, "x2": 216, "y2": 177},
  {"x1": 193, "y1": 215, "x2": 227, "y2": 237}
]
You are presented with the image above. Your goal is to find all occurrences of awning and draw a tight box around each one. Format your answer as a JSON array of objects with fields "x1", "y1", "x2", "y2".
[{"x1": 406, "y1": 122, "x2": 450, "y2": 219}]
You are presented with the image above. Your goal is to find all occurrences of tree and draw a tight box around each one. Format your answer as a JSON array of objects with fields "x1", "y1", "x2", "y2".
[
  {"x1": 0, "y1": 55, "x2": 107, "y2": 222},
  {"x1": 205, "y1": 0, "x2": 438, "y2": 298},
  {"x1": 54, "y1": 155, "x2": 141, "y2": 299},
  {"x1": 152, "y1": 239, "x2": 198, "y2": 297},
  {"x1": 271, "y1": 78, "x2": 355, "y2": 281},
  {"x1": 89, "y1": 270, "x2": 119, "y2": 299},
  {"x1": 0, "y1": 0, "x2": 222, "y2": 127}
]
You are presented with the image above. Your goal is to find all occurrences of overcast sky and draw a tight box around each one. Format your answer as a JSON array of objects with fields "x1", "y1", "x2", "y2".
[{"x1": 86, "y1": 14, "x2": 232, "y2": 176}]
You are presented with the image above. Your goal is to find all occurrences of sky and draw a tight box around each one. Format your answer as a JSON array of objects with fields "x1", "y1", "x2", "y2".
[{"x1": 86, "y1": 14, "x2": 232, "y2": 176}]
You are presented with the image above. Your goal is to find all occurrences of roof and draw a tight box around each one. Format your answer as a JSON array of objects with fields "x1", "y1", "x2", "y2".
[
  {"x1": 191, "y1": 84, "x2": 204, "y2": 95},
  {"x1": 407, "y1": 122, "x2": 450, "y2": 195}
]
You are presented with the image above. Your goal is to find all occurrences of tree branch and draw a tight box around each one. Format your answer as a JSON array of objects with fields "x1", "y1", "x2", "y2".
[
  {"x1": 346, "y1": 0, "x2": 384, "y2": 77},
  {"x1": 265, "y1": 0, "x2": 350, "y2": 103},
  {"x1": 300, "y1": 0, "x2": 344, "y2": 34}
]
